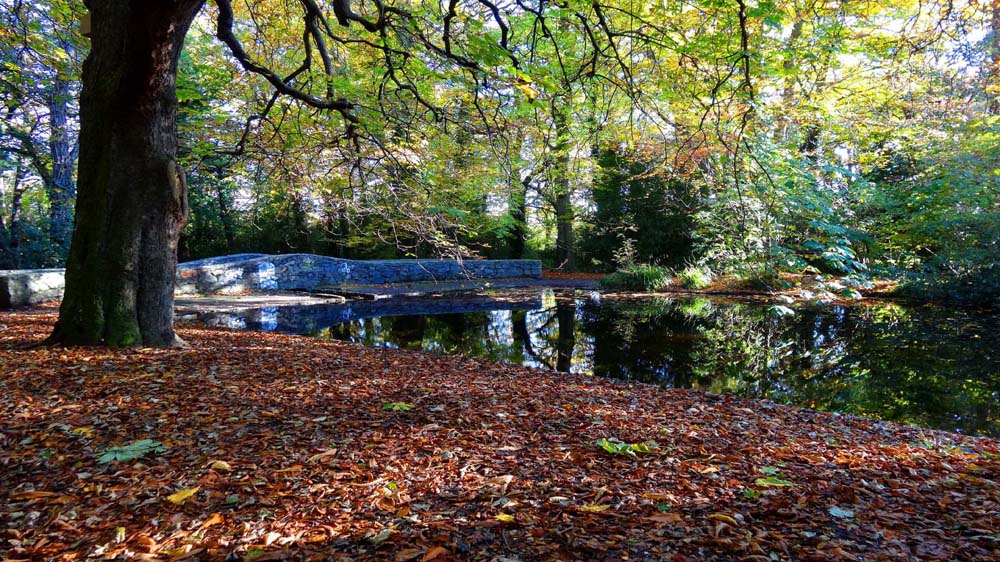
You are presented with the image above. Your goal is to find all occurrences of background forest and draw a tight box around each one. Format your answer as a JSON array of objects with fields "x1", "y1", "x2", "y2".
[{"x1": 2, "y1": 0, "x2": 998, "y2": 305}]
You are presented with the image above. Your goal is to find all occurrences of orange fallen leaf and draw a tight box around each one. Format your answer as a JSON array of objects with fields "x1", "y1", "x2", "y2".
[
  {"x1": 133, "y1": 535, "x2": 157, "y2": 551},
  {"x1": 423, "y1": 546, "x2": 448, "y2": 561},
  {"x1": 200, "y1": 512, "x2": 224, "y2": 529}
]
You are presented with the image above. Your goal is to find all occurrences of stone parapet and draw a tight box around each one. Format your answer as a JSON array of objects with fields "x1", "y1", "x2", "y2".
[
  {"x1": 0, "y1": 269, "x2": 66, "y2": 308},
  {"x1": 1, "y1": 254, "x2": 544, "y2": 307},
  {"x1": 175, "y1": 254, "x2": 542, "y2": 295}
]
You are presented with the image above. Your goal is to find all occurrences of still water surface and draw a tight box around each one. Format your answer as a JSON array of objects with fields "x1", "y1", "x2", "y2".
[{"x1": 185, "y1": 289, "x2": 1000, "y2": 437}]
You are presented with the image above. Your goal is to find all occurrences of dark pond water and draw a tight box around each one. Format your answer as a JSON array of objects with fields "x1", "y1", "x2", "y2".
[{"x1": 181, "y1": 290, "x2": 1000, "y2": 437}]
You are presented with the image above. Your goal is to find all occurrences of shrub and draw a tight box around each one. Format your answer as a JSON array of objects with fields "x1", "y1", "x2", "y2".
[
  {"x1": 600, "y1": 264, "x2": 672, "y2": 291},
  {"x1": 734, "y1": 267, "x2": 789, "y2": 291},
  {"x1": 676, "y1": 265, "x2": 713, "y2": 289}
]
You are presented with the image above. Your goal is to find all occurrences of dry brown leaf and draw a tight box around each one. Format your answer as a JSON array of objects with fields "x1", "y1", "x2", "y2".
[
  {"x1": 306, "y1": 448, "x2": 339, "y2": 464},
  {"x1": 395, "y1": 548, "x2": 423, "y2": 562},
  {"x1": 646, "y1": 512, "x2": 684, "y2": 524},
  {"x1": 423, "y1": 546, "x2": 449, "y2": 561},
  {"x1": 10, "y1": 490, "x2": 59, "y2": 500}
]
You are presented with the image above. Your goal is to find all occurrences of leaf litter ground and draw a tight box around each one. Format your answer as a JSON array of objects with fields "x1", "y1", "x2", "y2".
[{"x1": 2, "y1": 308, "x2": 998, "y2": 561}]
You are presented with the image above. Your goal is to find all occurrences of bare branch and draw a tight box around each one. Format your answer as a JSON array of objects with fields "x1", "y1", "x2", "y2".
[{"x1": 213, "y1": 0, "x2": 357, "y2": 122}]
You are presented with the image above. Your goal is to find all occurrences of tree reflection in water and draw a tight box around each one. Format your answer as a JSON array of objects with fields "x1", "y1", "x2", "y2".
[{"x1": 292, "y1": 290, "x2": 998, "y2": 436}]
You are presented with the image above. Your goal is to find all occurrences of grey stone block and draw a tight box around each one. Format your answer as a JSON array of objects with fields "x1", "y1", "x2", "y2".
[{"x1": 0, "y1": 269, "x2": 66, "y2": 307}]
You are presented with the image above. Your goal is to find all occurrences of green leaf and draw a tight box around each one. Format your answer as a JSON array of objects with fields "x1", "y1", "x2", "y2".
[
  {"x1": 382, "y1": 402, "x2": 414, "y2": 411},
  {"x1": 97, "y1": 439, "x2": 167, "y2": 464},
  {"x1": 754, "y1": 477, "x2": 795, "y2": 488},
  {"x1": 595, "y1": 437, "x2": 658, "y2": 457}
]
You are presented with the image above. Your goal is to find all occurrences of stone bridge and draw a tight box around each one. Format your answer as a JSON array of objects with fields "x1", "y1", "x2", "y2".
[{"x1": 1, "y1": 254, "x2": 543, "y2": 307}]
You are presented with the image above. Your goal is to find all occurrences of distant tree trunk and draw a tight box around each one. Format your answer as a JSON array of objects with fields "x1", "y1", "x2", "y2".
[
  {"x1": 508, "y1": 174, "x2": 528, "y2": 259},
  {"x1": 777, "y1": 17, "x2": 804, "y2": 142},
  {"x1": 49, "y1": 0, "x2": 203, "y2": 347},
  {"x1": 800, "y1": 124, "x2": 821, "y2": 163},
  {"x1": 0, "y1": 216, "x2": 8, "y2": 268},
  {"x1": 552, "y1": 101, "x2": 574, "y2": 270},
  {"x1": 338, "y1": 206, "x2": 351, "y2": 258},
  {"x1": 991, "y1": 1, "x2": 1000, "y2": 115},
  {"x1": 5, "y1": 166, "x2": 27, "y2": 268},
  {"x1": 214, "y1": 183, "x2": 235, "y2": 252},
  {"x1": 46, "y1": 73, "x2": 77, "y2": 256},
  {"x1": 555, "y1": 300, "x2": 575, "y2": 372}
]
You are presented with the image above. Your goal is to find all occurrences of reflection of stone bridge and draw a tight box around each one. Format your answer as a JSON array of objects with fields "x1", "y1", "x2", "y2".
[
  {"x1": 177, "y1": 292, "x2": 543, "y2": 335},
  {"x1": 175, "y1": 254, "x2": 542, "y2": 295}
]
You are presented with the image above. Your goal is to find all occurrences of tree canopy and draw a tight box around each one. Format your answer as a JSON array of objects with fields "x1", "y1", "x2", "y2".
[{"x1": 0, "y1": 0, "x2": 997, "y2": 345}]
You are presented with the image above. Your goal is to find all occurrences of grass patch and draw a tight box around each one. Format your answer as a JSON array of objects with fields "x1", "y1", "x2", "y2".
[
  {"x1": 676, "y1": 265, "x2": 713, "y2": 289},
  {"x1": 600, "y1": 264, "x2": 672, "y2": 291}
]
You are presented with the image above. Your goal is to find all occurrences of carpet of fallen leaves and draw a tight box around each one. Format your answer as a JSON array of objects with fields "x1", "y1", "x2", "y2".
[{"x1": 2, "y1": 308, "x2": 999, "y2": 562}]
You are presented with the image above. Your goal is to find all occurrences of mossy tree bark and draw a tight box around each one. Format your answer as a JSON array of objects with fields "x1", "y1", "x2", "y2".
[{"x1": 49, "y1": 0, "x2": 204, "y2": 347}]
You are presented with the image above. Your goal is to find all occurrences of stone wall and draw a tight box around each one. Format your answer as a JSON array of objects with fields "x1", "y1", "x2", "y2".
[
  {"x1": 0, "y1": 269, "x2": 65, "y2": 308},
  {"x1": 1, "y1": 254, "x2": 543, "y2": 307},
  {"x1": 175, "y1": 254, "x2": 542, "y2": 295}
]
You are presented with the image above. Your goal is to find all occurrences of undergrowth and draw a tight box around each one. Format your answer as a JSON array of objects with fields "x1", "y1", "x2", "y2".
[
  {"x1": 600, "y1": 264, "x2": 672, "y2": 291},
  {"x1": 676, "y1": 265, "x2": 713, "y2": 289}
]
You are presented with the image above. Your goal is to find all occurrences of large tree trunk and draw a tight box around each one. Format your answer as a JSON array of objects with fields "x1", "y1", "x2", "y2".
[{"x1": 49, "y1": 0, "x2": 203, "y2": 347}]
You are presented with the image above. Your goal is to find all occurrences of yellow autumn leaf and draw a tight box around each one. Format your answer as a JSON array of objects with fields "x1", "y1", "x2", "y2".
[
  {"x1": 71, "y1": 427, "x2": 95, "y2": 437},
  {"x1": 579, "y1": 504, "x2": 612, "y2": 513},
  {"x1": 208, "y1": 460, "x2": 232, "y2": 472},
  {"x1": 158, "y1": 546, "x2": 191, "y2": 557},
  {"x1": 166, "y1": 486, "x2": 200, "y2": 505},
  {"x1": 707, "y1": 513, "x2": 739, "y2": 526},
  {"x1": 514, "y1": 82, "x2": 538, "y2": 101},
  {"x1": 494, "y1": 513, "x2": 515, "y2": 522}
]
